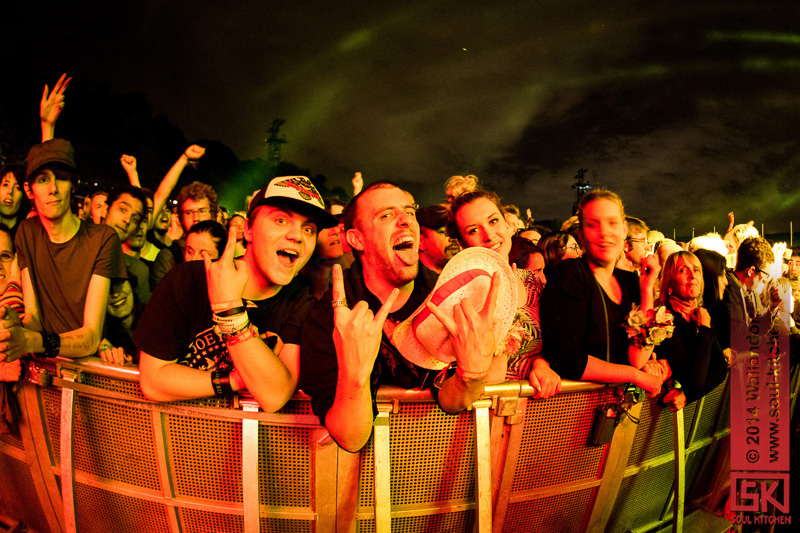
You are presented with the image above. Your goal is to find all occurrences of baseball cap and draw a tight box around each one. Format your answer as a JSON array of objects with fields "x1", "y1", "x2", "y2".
[
  {"x1": 248, "y1": 176, "x2": 338, "y2": 229},
  {"x1": 26, "y1": 139, "x2": 77, "y2": 180}
]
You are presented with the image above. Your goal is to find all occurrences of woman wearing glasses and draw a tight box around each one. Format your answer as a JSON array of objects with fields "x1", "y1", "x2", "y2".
[
  {"x1": 540, "y1": 190, "x2": 665, "y2": 394},
  {"x1": 539, "y1": 231, "x2": 580, "y2": 282}
]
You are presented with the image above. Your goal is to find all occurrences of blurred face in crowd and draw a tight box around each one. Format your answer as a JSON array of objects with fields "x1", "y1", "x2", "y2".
[
  {"x1": 455, "y1": 197, "x2": 512, "y2": 260},
  {"x1": 27, "y1": 167, "x2": 74, "y2": 222},
  {"x1": 228, "y1": 215, "x2": 246, "y2": 243},
  {"x1": 419, "y1": 226, "x2": 458, "y2": 271},
  {"x1": 787, "y1": 256, "x2": 800, "y2": 279},
  {"x1": 153, "y1": 205, "x2": 171, "y2": 232},
  {"x1": 0, "y1": 172, "x2": 23, "y2": 219},
  {"x1": 671, "y1": 256, "x2": 703, "y2": 301},
  {"x1": 185, "y1": 231, "x2": 220, "y2": 262},
  {"x1": 579, "y1": 198, "x2": 627, "y2": 268},
  {"x1": 245, "y1": 205, "x2": 317, "y2": 289},
  {"x1": 180, "y1": 197, "x2": 212, "y2": 232},
  {"x1": 105, "y1": 193, "x2": 144, "y2": 242},
  {"x1": 524, "y1": 251, "x2": 547, "y2": 286},
  {"x1": 625, "y1": 230, "x2": 650, "y2": 268},
  {"x1": 563, "y1": 235, "x2": 581, "y2": 259},
  {"x1": 126, "y1": 220, "x2": 147, "y2": 252},
  {"x1": 348, "y1": 186, "x2": 419, "y2": 287},
  {"x1": 315, "y1": 225, "x2": 344, "y2": 260},
  {"x1": 504, "y1": 213, "x2": 524, "y2": 233},
  {"x1": 518, "y1": 229, "x2": 541, "y2": 245},
  {"x1": 0, "y1": 231, "x2": 15, "y2": 291},
  {"x1": 91, "y1": 192, "x2": 108, "y2": 224}
]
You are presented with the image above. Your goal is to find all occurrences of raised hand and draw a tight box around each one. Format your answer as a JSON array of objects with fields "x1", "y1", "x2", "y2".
[
  {"x1": 204, "y1": 224, "x2": 248, "y2": 306},
  {"x1": 351, "y1": 172, "x2": 363, "y2": 196},
  {"x1": 120, "y1": 154, "x2": 137, "y2": 174},
  {"x1": 185, "y1": 145, "x2": 206, "y2": 163},
  {"x1": 331, "y1": 264, "x2": 398, "y2": 382},
  {"x1": 40, "y1": 73, "x2": 71, "y2": 125},
  {"x1": 426, "y1": 271, "x2": 501, "y2": 377}
]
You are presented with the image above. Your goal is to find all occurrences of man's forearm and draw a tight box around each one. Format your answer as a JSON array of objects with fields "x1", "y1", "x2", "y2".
[
  {"x1": 324, "y1": 375, "x2": 375, "y2": 452},
  {"x1": 228, "y1": 338, "x2": 295, "y2": 413}
]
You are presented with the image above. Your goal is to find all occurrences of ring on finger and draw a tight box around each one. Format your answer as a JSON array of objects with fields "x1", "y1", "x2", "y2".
[{"x1": 332, "y1": 299, "x2": 349, "y2": 309}]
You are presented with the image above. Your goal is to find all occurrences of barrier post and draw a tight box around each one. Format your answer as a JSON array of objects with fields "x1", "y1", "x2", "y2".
[
  {"x1": 373, "y1": 403, "x2": 393, "y2": 533},
  {"x1": 672, "y1": 408, "x2": 685, "y2": 532},
  {"x1": 241, "y1": 399, "x2": 261, "y2": 533},
  {"x1": 59, "y1": 368, "x2": 79, "y2": 533},
  {"x1": 473, "y1": 398, "x2": 493, "y2": 533}
]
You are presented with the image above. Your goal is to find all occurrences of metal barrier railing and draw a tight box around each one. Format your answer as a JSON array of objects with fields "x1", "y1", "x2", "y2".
[{"x1": 0, "y1": 357, "x2": 733, "y2": 533}]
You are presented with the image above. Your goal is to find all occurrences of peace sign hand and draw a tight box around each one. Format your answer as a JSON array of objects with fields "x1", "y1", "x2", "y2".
[{"x1": 331, "y1": 264, "x2": 398, "y2": 383}]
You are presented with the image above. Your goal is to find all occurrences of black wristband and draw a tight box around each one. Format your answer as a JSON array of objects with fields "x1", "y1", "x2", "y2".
[
  {"x1": 40, "y1": 331, "x2": 61, "y2": 359},
  {"x1": 211, "y1": 370, "x2": 234, "y2": 396}
]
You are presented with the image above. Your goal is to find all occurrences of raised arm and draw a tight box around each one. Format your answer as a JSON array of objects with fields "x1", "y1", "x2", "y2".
[
  {"x1": 121, "y1": 155, "x2": 140, "y2": 187},
  {"x1": 324, "y1": 264, "x2": 399, "y2": 451},
  {"x1": 150, "y1": 145, "x2": 205, "y2": 229},
  {"x1": 40, "y1": 73, "x2": 71, "y2": 142}
]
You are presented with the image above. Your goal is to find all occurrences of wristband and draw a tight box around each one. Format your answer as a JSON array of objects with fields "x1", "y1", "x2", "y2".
[
  {"x1": 211, "y1": 300, "x2": 243, "y2": 313},
  {"x1": 456, "y1": 366, "x2": 489, "y2": 380},
  {"x1": 225, "y1": 325, "x2": 258, "y2": 346},
  {"x1": 211, "y1": 370, "x2": 234, "y2": 396},
  {"x1": 40, "y1": 331, "x2": 61, "y2": 359}
]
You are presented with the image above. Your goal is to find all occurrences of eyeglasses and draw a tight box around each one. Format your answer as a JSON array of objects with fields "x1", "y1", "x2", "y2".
[
  {"x1": 565, "y1": 244, "x2": 580, "y2": 252},
  {"x1": 0, "y1": 252, "x2": 14, "y2": 262},
  {"x1": 183, "y1": 207, "x2": 211, "y2": 217},
  {"x1": 758, "y1": 269, "x2": 770, "y2": 278}
]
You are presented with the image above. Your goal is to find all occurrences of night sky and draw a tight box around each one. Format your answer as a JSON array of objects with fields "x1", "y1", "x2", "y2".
[{"x1": 4, "y1": 0, "x2": 800, "y2": 237}]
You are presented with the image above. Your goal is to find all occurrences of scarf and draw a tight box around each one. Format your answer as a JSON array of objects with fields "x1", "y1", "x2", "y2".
[{"x1": 668, "y1": 294, "x2": 699, "y2": 323}]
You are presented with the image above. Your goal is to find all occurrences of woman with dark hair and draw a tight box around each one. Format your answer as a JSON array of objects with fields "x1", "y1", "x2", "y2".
[
  {"x1": 540, "y1": 190, "x2": 664, "y2": 394},
  {"x1": 508, "y1": 236, "x2": 546, "y2": 286},
  {"x1": 448, "y1": 189, "x2": 561, "y2": 398},
  {"x1": 184, "y1": 220, "x2": 228, "y2": 262},
  {"x1": 0, "y1": 165, "x2": 31, "y2": 237},
  {"x1": 654, "y1": 251, "x2": 728, "y2": 410},
  {"x1": 538, "y1": 230, "x2": 580, "y2": 281}
]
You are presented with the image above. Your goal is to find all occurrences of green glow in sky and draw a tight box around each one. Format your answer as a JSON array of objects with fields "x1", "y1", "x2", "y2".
[
  {"x1": 707, "y1": 30, "x2": 800, "y2": 46},
  {"x1": 338, "y1": 29, "x2": 374, "y2": 52}
]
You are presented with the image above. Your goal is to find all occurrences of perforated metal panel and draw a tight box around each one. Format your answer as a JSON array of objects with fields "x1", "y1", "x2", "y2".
[
  {"x1": 75, "y1": 482, "x2": 171, "y2": 533},
  {"x1": 690, "y1": 379, "x2": 730, "y2": 444},
  {"x1": 168, "y1": 413, "x2": 243, "y2": 502},
  {"x1": 180, "y1": 508, "x2": 243, "y2": 533},
  {"x1": 389, "y1": 403, "x2": 475, "y2": 506},
  {"x1": 74, "y1": 395, "x2": 160, "y2": 490},
  {"x1": 0, "y1": 452, "x2": 52, "y2": 533},
  {"x1": 503, "y1": 489, "x2": 595, "y2": 533},
  {"x1": 607, "y1": 460, "x2": 675, "y2": 532},
  {"x1": 41, "y1": 385, "x2": 62, "y2": 463},
  {"x1": 258, "y1": 424, "x2": 312, "y2": 506},
  {"x1": 0, "y1": 419, "x2": 23, "y2": 450},
  {"x1": 626, "y1": 398, "x2": 696, "y2": 467},
  {"x1": 512, "y1": 389, "x2": 611, "y2": 492},
  {"x1": 83, "y1": 373, "x2": 145, "y2": 398},
  {"x1": 357, "y1": 510, "x2": 473, "y2": 533}
]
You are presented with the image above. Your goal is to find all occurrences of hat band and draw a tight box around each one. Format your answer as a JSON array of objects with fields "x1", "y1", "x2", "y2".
[{"x1": 411, "y1": 269, "x2": 490, "y2": 333}]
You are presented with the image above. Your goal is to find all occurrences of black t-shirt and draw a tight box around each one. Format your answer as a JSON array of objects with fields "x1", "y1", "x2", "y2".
[
  {"x1": 133, "y1": 261, "x2": 315, "y2": 371},
  {"x1": 540, "y1": 257, "x2": 641, "y2": 381},
  {"x1": 299, "y1": 259, "x2": 439, "y2": 426}
]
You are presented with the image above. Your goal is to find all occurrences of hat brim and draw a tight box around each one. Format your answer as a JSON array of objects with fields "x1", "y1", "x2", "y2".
[{"x1": 249, "y1": 197, "x2": 339, "y2": 229}]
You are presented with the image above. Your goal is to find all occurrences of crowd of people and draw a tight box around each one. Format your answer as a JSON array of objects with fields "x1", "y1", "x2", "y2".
[{"x1": 1, "y1": 75, "x2": 797, "y2": 452}]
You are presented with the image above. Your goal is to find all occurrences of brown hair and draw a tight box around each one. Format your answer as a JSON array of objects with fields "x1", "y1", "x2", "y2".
[{"x1": 446, "y1": 189, "x2": 504, "y2": 248}]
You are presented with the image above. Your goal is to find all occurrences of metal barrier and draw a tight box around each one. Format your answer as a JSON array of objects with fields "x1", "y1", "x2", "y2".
[{"x1": 0, "y1": 357, "x2": 733, "y2": 533}]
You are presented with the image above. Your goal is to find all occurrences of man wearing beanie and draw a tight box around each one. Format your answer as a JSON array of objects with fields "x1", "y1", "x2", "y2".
[{"x1": 0, "y1": 139, "x2": 125, "y2": 363}]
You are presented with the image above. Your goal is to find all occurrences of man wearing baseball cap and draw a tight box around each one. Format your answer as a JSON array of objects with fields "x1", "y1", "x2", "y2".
[
  {"x1": 0, "y1": 139, "x2": 125, "y2": 364},
  {"x1": 134, "y1": 176, "x2": 337, "y2": 412},
  {"x1": 416, "y1": 204, "x2": 460, "y2": 274}
]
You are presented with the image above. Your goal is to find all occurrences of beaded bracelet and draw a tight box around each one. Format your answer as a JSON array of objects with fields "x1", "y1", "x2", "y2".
[{"x1": 210, "y1": 370, "x2": 234, "y2": 396}]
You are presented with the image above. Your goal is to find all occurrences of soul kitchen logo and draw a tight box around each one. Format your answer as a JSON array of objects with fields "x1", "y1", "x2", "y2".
[{"x1": 275, "y1": 177, "x2": 323, "y2": 206}]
